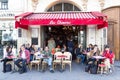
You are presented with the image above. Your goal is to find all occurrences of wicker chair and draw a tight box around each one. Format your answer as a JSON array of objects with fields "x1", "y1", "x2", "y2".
[
  {"x1": 53, "y1": 52, "x2": 63, "y2": 70},
  {"x1": 62, "y1": 52, "x2": 72, "y2": 72},
  {"x1": 30, "y1": 52, "x2": 41, "y2": 71}
]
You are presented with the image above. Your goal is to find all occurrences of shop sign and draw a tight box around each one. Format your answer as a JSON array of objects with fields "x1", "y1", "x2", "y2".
[{"x1": 49, "y1": 20, "x2": 71, "y2": 25}]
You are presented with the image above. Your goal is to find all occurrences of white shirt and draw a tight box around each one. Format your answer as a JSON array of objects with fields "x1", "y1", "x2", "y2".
[{"x1": 21, "y1": 51, "x2": 26, "y2": 59}]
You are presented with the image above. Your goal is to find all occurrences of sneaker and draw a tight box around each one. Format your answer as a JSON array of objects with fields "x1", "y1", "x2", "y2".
[
  {"x1": 103, "y1": 71, "x2": 107, "y2": 74},
  {"x1": 19, "y1": 71, "x2": 24, "y2": 74},
  {"x1": 50, "y1": 70, "x2": 54, "y2": 73},
  {"x1": 109, "y1": 69, "x2": 112, "y2": 73},
  {"x1": 41, "y1": 70, "x2": 45, "y2": 73},
  {"x1": 0, "y1": 59, "x2": 3, "y2": 62},
  {"x1": 2, "y1": 71, "x2": 6, "y2": 73}
]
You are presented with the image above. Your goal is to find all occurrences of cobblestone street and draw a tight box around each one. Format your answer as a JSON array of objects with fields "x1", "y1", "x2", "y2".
[{"x1": 0, "y1": 61, "x2": 120, "y2": 80}]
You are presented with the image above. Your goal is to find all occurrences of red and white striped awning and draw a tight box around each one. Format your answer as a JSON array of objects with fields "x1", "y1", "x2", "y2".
[{"x1": 15, "y1": 12, "x2": 108, "y2": 29}]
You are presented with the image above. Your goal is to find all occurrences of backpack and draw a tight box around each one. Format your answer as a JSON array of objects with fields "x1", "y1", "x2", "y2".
[
  {"x1": 6, "y1": 63, "x2": 12, "y2": 72},
  {"x1": 89, "y1": 65, "x2": 98, "y2": 74},
  {"x1": 85, "y1": 64, "x2": 91, "y2": 72}
]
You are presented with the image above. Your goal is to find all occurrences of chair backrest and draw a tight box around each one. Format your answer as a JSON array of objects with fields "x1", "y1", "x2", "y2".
[
  {"x1": 33, "y1": 52, "x2": 41, "y2": 60},
  {"x1": 63, "y1": 52, "x2": 72, "y2": 61},
  {"x1": 54, "y1": 52, "x2": 63, "y2": 60}
]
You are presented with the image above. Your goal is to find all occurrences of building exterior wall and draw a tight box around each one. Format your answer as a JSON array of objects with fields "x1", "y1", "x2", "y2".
[
  {"x1": 17, "y1": 0, "x2": 120, "y2": 54},
  {"x1": 0, "y1": 0, "x2": 120, "y2": 59},
  {"x1": 102, "y1": 6, "x2": 120, "y2": 60}
]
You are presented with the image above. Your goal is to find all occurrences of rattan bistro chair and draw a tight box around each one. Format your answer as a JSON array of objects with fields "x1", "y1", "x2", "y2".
[
  {"x1": 53, "y1": 52, "x2": 63, "y2": 70},
  {"x1": 30, "y1": 52, "x2": 41, "y2": 71},
  {"x1": 62, "y1": 52, "x2": 72, "y2": 72}
]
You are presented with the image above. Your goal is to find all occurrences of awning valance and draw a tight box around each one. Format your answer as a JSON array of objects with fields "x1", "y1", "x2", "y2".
[{"x1": 15, "y1": 11, "x2": 108, "y2": 29}]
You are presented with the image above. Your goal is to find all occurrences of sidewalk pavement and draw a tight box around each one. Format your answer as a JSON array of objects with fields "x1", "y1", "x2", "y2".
[{"x1": 0, "y1": 61, "x2": 120, "y2": 80}]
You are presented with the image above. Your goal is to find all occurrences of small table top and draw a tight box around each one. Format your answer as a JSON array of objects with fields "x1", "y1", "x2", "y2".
[{"x1": 92, "y1": 56, "x2": 106, "y2": 59}]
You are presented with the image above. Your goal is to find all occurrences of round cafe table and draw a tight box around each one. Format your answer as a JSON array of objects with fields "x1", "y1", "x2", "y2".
[{"x1": 92, "y1": 56, "x2": 106, "y2": 62}]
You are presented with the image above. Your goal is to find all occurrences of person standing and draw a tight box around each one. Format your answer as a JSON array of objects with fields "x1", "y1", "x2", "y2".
[
  {"x1": 67, "y1": 38, "x2": 74, "y2": 54},
  {"x1": 15, "y1": 45, "x2": 30, "y2": 74},
  {"x1": 48, "y1": 37, "x2": 56, "y2": 52},
  {"x1": 1, "y1": 46, "x2": 14, "y2": 73},
  {"x1": 25, "y1": 43, "x2": 30, "y2": 51}
]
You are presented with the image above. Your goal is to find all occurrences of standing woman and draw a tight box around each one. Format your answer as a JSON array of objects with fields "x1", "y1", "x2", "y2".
[{"x1": 1, "y1": 46, "x2": 14, "y2": 73}]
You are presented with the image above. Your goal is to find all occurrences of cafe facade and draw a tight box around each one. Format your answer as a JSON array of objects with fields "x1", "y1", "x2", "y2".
[{"x1": 16, "y1": 0, "x2": 108, "y2": 51}]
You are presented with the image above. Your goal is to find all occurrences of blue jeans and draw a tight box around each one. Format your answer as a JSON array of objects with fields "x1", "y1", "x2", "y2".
[
  {"x1": 68, "y1": 47, "x2": 73, "y2": 54},
  {"x1": 30, "y1": 54, "x2": 33, "y2": 61},
  {"x1": 14, "y1": 58, "x2": 27, "y2": 72},
  {"x1": 77, "y1": 54, "x2": 85, "y2": 64},
  {"x1": 43, "y1": 57, "x2": 53, "y2": 70}
]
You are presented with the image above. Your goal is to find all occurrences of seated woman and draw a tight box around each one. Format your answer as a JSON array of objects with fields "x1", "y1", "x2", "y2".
[
  {"x1": 86, "y1": 44, "x2": 93, "y2": 52},
  {"x1": 1, "y1": 46, "x2": 14, "y2": 73},
  {"x1": 87, "y1": 45, "x2": 100, "y2": 65},
  {"x1": 55, "y1": 45, "x2": 61, "y2": 52},
  {"x1": 29, "y1": 44, "x2": 36, "y2": 61},
  {"x1": 102, "y1": 45, "x2": 114, "y2": 73}
]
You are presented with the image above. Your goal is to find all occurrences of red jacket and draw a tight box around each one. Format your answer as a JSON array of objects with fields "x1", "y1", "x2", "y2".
[
  {"x1": 103, "y1": 50, "x2": 114, "y2": 64},
  {"x1": 20, "y1": 49, "x2": 30, "y2": 63}
]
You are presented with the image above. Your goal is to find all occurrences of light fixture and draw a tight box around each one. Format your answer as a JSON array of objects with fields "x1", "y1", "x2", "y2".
[
  {"x1": 48, "y1": 27, "x2": 51, "y2": 31},
  {"x1": 80, "y1": 31, "x2": 84, "y2": 34},
  {"x1": 73, "y1": 26, "x2": 76, "y2": 30}
]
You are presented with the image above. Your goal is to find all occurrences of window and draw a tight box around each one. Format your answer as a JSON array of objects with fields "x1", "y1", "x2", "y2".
[
  {"x1": 18, "y1": 29, "x2": 22, "y2": 37},
  {"x1": 0, "y1": 0, "x2": 8, "y2": 10},
  {"x1": 47, "y1": 2, "x2": 81, "y2": 12},
  {"x1": 103, "y1": 28, "x2": 106, "y2": 38},
  {"x1": 64, "y1": 3, "x2": 73, "y2": 11},
  {"x1": 54, "y1": 3, "x2": 62, "y2": 11},
  {"x1": 31, "y1": 28, "x2": 38, "y2": 45},
  {"x1": 74, "y1": 6, "x2": 80, "y2": 11}
]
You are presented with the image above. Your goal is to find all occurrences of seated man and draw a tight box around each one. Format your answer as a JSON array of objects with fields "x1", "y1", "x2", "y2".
[
  {"x1": 75, "y1": 44, "x2": 85, "y2": 64},
  {"x1": 42, "y1": 46, "x2": 54, "y2": 73},
  {"x1": 15, "y1": 45, "x2": 30, "y2": 74}
]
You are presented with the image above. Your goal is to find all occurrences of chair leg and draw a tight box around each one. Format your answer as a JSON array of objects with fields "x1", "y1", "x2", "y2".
[
  {"x1": 70, "y1": 64, "x2": 71, "y2": 72},
  {"x1": 62, "y1": 64, "x2": 64, "y2": 70},
  {"x1": 38, "y1": 64, "x2": 39, "y2": 71},
  {"x1": 53, "y1": 63, "x2": 55, "y2": 70},
  {"x1": 30, "y1": 63, "x2": 32, "y2": 70},
  {"x1": 100, "y1": 67, "x2": 103, "y2": 75},
  {"x1": 111, "y1": 65, "x2": 114, "y2": 71}
]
